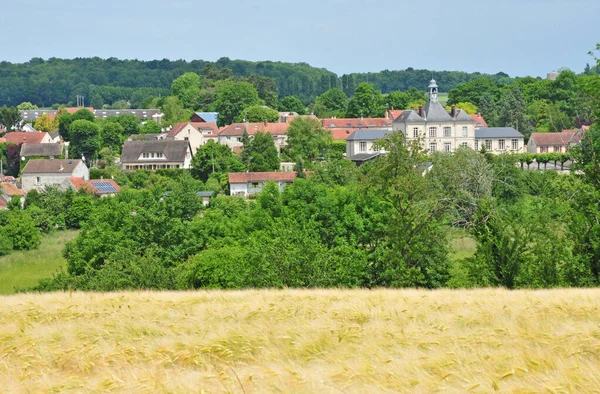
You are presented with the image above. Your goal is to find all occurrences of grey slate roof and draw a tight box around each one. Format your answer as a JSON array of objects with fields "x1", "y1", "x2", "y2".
[
  {"x1": 20, "y1": 143, "x2": 63, "y2": 157},
  {"x1": 348, "y1": 153, "x2": 384, "y2": 163},
  {"x1": 346, "y1": 129, "x2": 391, "y2": 141},
  {"x1": 423, "y1": 100, "x2": 454, "y2": 122},
  {"x1": 394, "y1": 110, "x2": 425, "y2": 123},
  {"x1": 454, "y1": 110, "x2": 474, "y2": 123},
  {"x1": 94, "y1": 109, "x2": 162, "y2": 120},
  {"x1": 22, "y1": 159, "x2": 84, "y2": 174},
  {"x1": 475, "y1": 127, "x2": 523, "y2": 138},
  {"x1": 121, "y1": 140, "x2": 190, "y2": 163}
]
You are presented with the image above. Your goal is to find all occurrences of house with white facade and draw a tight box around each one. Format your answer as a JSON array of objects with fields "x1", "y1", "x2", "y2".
[
  {"x1": 120, "y1": 140, "x2": 193, "y2": 170},
  {"x1": 474, "y1": 127, "x2": 525, "y2": 154},
  {"x1": 21, "y1": 159, "x2": 89, "y2": 191},
  {"x1": 345, "y1": 129, "x2": 390, "y2": 163},
  {"x1": 392, "y1": 79, "x2": 475, "y2": 153},
  {"x1": 20, "y1": 142, "x2": 63, "y2": 159},
  {"x1": 229, "y1": 172, "x2": 297, "y2": 197},
  {"x1": 161, "y1": 122, "x2": 219, "y2": 154}
]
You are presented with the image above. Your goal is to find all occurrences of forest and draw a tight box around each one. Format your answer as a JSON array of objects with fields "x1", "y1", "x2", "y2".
[{"x1": 0, "y1": 56, "x2": 522, "y2": 108}]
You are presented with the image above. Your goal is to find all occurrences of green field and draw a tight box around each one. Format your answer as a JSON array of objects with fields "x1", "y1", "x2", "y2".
[
  {"x1": 438, "y1": 92, "x2": 449, "y2": 105},
  {"x1": 0, "y1": 231, "x2": 77, "y2": 294}
]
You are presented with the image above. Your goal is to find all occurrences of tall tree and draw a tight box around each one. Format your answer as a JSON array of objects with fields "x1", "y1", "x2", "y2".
[
  {"x1": 214, "y1": 80, "x2": 261, "y2": 127},
  {"x1": 345, "y1": 83, "x2": 385, "y2": 118},
  {"x1": 244, "y1": 132, "x2": 280, "y2": 172},
  {"x1": 238, "y1": 105, "x2": 280, "y2": 123},
  {"x1": 287, "y1": 117, "x2": 332, "y2": 166},
  {"x1": 190, "y1": 140, "x2": 244, "y2": 181},
  {"x1": 278, "y1": 96, "x2": 306, "y2": 114},
  {"x1": 311, "y1": 88, "x2": 347, "y2": 118},
  {"x1": 33, "y1": 113, "x2": 58, "y2": 132},
  {"x1": 498, "y1": 85, "x2": 529, "y2": 138},
  {"x1": 0, "y1": 106, "x2": 22, "y2": 132},
  {"x1": 69, "y1": 120, "x2": 102, "y2": 162},
  {"x1": 385, "y1": 91, "x2": 409, "y2": 110},
  {"x1": 171, "y1": 72, "x2": 202, "y2": 110}
]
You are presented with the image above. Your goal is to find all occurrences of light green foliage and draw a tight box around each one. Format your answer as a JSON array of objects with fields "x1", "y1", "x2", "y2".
[
  {"x1": 214, "y1": 80, "x2": 261, "y2": 126},
  {"x1": 242, "y1": 132, "x2": 280, "y2": 172},
  {"x1": 106, "y1": 114, "x2": 141, "y2": 136},
  {"x1": 159, "y1": 96, "x2": 192, "y2": 125},
  {"x1": 0, "y1": 210, "x2": 40, "y2": 251},
  {"x1": 286, "y1": 117, "x2": 332, "y2": 167},
  {"x1": 238, "y1": 105, "x2": 280, "y2": 123},
  {"x1": 100, "y1": 121, "x2": 124, "y2": 152},
  {"x1": 384, "y1": 91, "x2": 409, "y2": 110},
  {"x1": 140, "y1": 120, "x2": 161, "y2": 134},
  {"x1": 16, "y1": 102, "x2": 38, "y2": 110},
  {"x1": 345, "y1": 82, "x2": 385, "y2": 118}
]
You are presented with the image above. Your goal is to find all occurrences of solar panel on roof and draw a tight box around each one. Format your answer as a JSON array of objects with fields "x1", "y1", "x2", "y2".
[{"x1": 91, "y1": 181, "x2": 118, "y2": 193}]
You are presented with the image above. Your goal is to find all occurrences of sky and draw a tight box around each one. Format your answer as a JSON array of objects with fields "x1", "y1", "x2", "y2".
[{"x1": 1, "y1": 0, "x2": 598, "y2": 78}]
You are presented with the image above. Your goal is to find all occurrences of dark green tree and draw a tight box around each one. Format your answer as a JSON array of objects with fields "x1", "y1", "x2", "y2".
[
  {"x1": 286, "y1": 117, "x2": 332, "y2": 166},
  {"x1": 0, "y1": 106, "x2": 22, "y2": 131},
  {"x1": 190, "y1": 140, "x2": 244, "y2": 181},
  {"x1": 214, "y1": 80, "x2": 261, "y2": 126},
  {"x1": 278, "y1": 96, "x2": 306, "y2": 114},
  {"x1": 345, "y1": 82, "x2": 385, "y2": 118},
  {"x1": 69, "y1": 120, "x2": 102, "y2": 162}
]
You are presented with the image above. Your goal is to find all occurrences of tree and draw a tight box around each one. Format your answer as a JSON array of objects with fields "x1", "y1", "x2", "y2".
[
  {"x1": 286, "y1": 117, "x2": 332, "y2": 166},
  {"x1": 34, "y1": 113, "x2": 58, "y2": 132},
  {"x1": 56, "y1": 108, "x2": 74, "y2": 140},
  {"x1": 385, "y1": 91, "x2": 409, "y2": 110},
  {"x1": 451, "y1": 102, "x2": 478, "y2": 115},
  {"x1": 214, "y1": 80, "x2": 261, "y2": 127},
  {"x1": 107, "y1": 114, "x2": 141, "y2": 136},
  {"x1": 17, "y1": 102, "x2": 38, "y2": 110},
  {"x1": 69, "y1": 120, "x2": 102, "y2": 162},
  {"x1": 72, "y1": 108, "x2": 96, "y2": 122},
  {"x1": 0, "y1": 106, "x2": 22, "y2": 132},
  {"x1": 140, "y1": 120, "x2": 162, "y2": 134},
  {"x1": 247, "y1": 75, "x2": 278, "y2": 108},
  {"x1": 0, "y1": 210, "x2": 40, "y2": 251},
  {"x1": 159, "y1": 96, "x2": 192, "y2": 125},
  {"x1": 345, "y1": 83, "x2": 385, "y2": 118},
  {"x1": 190, "y1": 140, "x2": 244, "y2": 181},
  {"x1": 238, "y1": 105, "x2": 280, "y2": 123},
  {"x1": 171, "y1": 72, "x2": 202, "y2": 109},
  {"x1": 101, "y1": 121, "x2": 124, "y2": 152},
  {"x1": 447, "y1": 77, "x2": 500, "y2": 107},
  {"x1": 278, "y1": 96, "x2": 306, "y2": 115},
  {"x1": 244, "y1": 132, "x2": 280, "y2": 172},
  {"x1": 311, "y1": 88, "x2": 347, "y2": 118},
  {"x1": 498, "y1": 85, "x2": 530, "y2": 139}
]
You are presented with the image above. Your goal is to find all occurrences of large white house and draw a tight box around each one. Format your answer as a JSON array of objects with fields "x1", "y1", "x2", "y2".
[
  {"x1": 345, "y1": 129, "x2": 389, "y2": 163},
  {"x1": 474, "y1": 127, "x2": 525, "y2": 153},
  {"x1": 392, "y1": 79, "x2": 476, "y2": 153},
  {"x1": 21, "y1": 159, "x2": 89, "y2": 191}
]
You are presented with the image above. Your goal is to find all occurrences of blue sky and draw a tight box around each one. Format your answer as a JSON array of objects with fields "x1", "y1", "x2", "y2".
[{"x1": 2, "y1": 0, "x2": 598, "y2": 77}]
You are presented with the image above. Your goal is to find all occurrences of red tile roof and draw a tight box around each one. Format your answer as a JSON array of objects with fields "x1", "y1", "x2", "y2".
[
  {"x1": 228, "y1": 172, "x2": 297, "y2": 183},
  {"x1": 69, "y1": 177, "x2": 121, "y2": 195},
  {"x1": 530, "y1": 129, "x2": 583, "y2": 146},
  {"x1": 321, "y1": 118, "x2": 392, "y2": 129},
  {"x1": 4, "y1": 132, "x2": 48, "y2": 144},
  {"x1": 69, "y1": 177, "x2": 88, "y2": 190},
  {"x1": 1, "y1": 182, "x2": 25, "y2": 196},
  {"x1": 387, "y1": 110, "x2": 404, "y2": 120},
  {"x1": 470, "y1": 113, "x2": 488, "y2": 127},
  {"x1": 219, "y1": 122, "x2": 289, "y2": 137},
  {"x1": 0, "y1": 198, "x2": 6, "y2": 208},
  {"x1": 331, "y1": 129, "x2": 357, "y2": 140}
]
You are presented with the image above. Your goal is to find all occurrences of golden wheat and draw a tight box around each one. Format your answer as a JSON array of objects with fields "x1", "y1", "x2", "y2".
[{"x1": 0, "y1": 289, "x2": 599, "y2": 393}]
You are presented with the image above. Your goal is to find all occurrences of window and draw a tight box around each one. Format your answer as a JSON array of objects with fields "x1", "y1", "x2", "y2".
[
  {"x1": 474, "y1": 140, "x2": 479, "y2": 150},
  {"x1": 498, "y1": 139, "x2": 505, "y2": 150},
  {"x1": 444, "y1": 143, "x2": 451, "y2": 152},
  {"x1": 443, "y1": 127, "x2": 451, "y2": 137},
  {"x1": 540, "y1": 146, "x2": 547, "y2": 153},
  {"x1": 359, "y1": 141, "x2": 367, "y2": 152},
  {"x1": 373, "y1": 143, "x2": 380, "y2": 152},
  {"x1": 512, "y1": 139, "x2": 519, "y2": 150},
  {"x1": 429, "y1": 142, "x2": 437, "y2": 153},
  {"x1": 462, "y1": 126, "x2": 468, "y2": 137},
  {"x1": 184, "y1": 137, "x2": 189, "y2": 141},
  {"x1": 413, "y1": 127, "x2": 419, "y2": 138},
  {"x1": 485, "y1": 140, "x2": 492, "y2": 150},
  {"x1": 251, "y1": 182, "x2": 259, "y2": 188},
  {"x1": 35, "y1": 176, "x2": 41, "y2": 185},
  {"x1": 428, "y1": 127, "x2": 437, "y2": 138},
  {"x1": 461, "y1": 142, "x2": 468, "y2": 148},
  {"x1": 554, "y1": 146, "x2": 561, "y2": 152}
]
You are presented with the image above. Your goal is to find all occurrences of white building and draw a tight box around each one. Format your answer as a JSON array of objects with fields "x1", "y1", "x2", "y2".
[
  {"x1": 21, "y1": 159, "x2": 89, "y2": 191},
  {"x1": 120, "y1": 140, "x2": 193, "y2": 170},
  {"x1": 474, "y1": 127, "x2": 525, "y2": 154},
  {"x1": 345, "y1": 129, "x2": 389, "y2": 163},
  {"x1": 229, "y1": 172, "x2": 297, "y2": 197}
]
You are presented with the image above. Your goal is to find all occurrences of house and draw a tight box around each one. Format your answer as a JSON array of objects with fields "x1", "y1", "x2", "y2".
[
  {"x1": 162, "y1": 122, "x2": 219, "y2": 153},
  {"x1": 386, "y1": 109, "x2": 404, "y2": 121},
  {"x1": 470, "y1": 113, "x2": 488, "y2": 128},
  {"x1": 229, "y1": 172, "x2": 297, "y2": 197},
  {"x1": 4, "y1": 131, "x2": 52, "y2": 145},
  {"x1": 218, "y1": 122, "x2": 289, "y2": 151},
  {"x1": 48, "y1": 131, "x2": 61, "y2": 144},
  {"x1": 196, "y1": 191, "x2": 214, "y2": 206},
  {"x1": 527, "y1": 128, "x2": 585, "y2": 153},
  {"x1": 20, "y1": 108, "x2": 93, "y2": 122},
  {"x1": 346, "y1": 129, "x2": 390, "y2": 163},
  {"x1": 0, "y1": 181, "x2": 25, "y2": 209},
  {"x1": 21, "y1": 159, "x2": 89, "y2": 191},
  {"x1": 20, "y1": 143, "x2": 63, "y2": 159},
  {"x1": 474, "y1": 127, "x2": 525, "y2": 153},
  {"x1": 322, "y1": 117, "x2": 393, "y2": 141},
  {"x1": 191, "y1": 112, "x2": 218, "y2": 123},
  {"x1": 120, "y1": 140, "x2": 193, "y2": 170},
  {"x1": 392, "y1": 79, "x2": 475, "y2": 153},
  {"x1": 69, "y1": 177, "x2": 121, "y2": 197}
]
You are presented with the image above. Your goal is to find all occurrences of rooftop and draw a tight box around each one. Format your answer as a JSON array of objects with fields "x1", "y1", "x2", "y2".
[
  {"x1": 121, "y1": 140, "x2": 191, "y2": 163},
  {"x1": 22, "y1": 159, "x2": 84, "y2": 174},
  {"x1": 228, "y1": 172, "x2": 297, "y2": 183},
  {"x1": 475, "y1": 127, "x2": 524, "y2": 139}
]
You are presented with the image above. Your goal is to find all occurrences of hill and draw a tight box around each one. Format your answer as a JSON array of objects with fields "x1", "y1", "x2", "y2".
[
  {"x1": 0, "y1": 57, "x2": 508, "y2": 107},
  {"x1": 1, "y1": 288, "x2": 598, "y2": 392}
]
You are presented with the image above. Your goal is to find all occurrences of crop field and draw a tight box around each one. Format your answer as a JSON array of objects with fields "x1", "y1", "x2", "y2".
[{"x1": 1, "y1": 289, "x2": 599, "y2": 393}]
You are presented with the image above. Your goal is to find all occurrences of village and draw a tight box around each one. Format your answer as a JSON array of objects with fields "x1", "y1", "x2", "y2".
[{"x1": 0, "y1": 79, "x2": 588, "y2": 207}]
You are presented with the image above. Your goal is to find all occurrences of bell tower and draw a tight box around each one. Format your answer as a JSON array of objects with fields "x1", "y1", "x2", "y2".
[{"x1": 428, "y1": 79, "x2": 438, "y2": 102}]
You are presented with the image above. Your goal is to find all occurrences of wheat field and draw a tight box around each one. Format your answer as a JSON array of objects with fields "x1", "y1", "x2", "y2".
[{"x1": 1, "y1": 289, "x2": 599, "y2": 393}]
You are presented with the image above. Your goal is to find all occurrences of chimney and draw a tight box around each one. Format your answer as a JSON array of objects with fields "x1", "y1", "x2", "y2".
[
  {"x1": 418, "y1": 105, "x2": 424, "y2": 118},
  {"x1": 264, "y1": 120, "x2": 268, "y2": 127},
  {"x1": 59, "y1": 164, "x2": 64, "y2": 172},
  {"x1": 450, "y1": 104, "x2": 456, "y2": 118},
  {"x1": 410, "y1": 105, "x2": 415, "y2": 111}
]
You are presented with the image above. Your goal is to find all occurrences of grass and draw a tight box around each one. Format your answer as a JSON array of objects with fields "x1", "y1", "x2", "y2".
[
  {"x1": 438, "y1": 92, "x2": 449, "y2": 105},
  {"x1": 449, "y1": 228, "x2": 477, "y2": 261},
  {"x1": 1, "y1": 288, "x2": 599, "y2": 392},
  {"x1": 0, "y1": 230, "x2": 77, "y2": 295}
]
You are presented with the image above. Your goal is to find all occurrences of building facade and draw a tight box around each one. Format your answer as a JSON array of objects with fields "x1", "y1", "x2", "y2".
[
  {"x1": 21, "y1": 159, "x2": 89, "y2": 191},
  {"x1": 229, "y1": 172, "x2": 297, "y2": 197},
  {"x1": 474, "y1": 127, "x2": 525, "y2": 154}
]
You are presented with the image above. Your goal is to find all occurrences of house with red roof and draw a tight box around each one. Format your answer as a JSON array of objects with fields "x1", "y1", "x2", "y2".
[
  {"x1": 527, "y1": 128, "x2": 585, "y2": 153},
  {"x1": 470, "y1": 113, "x2": 487, "y2": 128},
  {"x1": 0, "y1": 181, "x2": 25, "y2": 209},
  {"x1": 69, "y1": 177, "x2": 121, "y2": 197},
  {"x1": 218, "y1": 122, "x2": 289, "y2": 151},
  {"x1": 4, "y1": 132, "x2": 51, "y2": 145},
  {"x1": 229, "y1": 171, "x2": 297, "y2": 197},
  {"x1": 161, "y1": 122, "x2": 219, "y2": 154},
  {"x1": 321, "y1": 118, "x2": 392, "y2": 141}
]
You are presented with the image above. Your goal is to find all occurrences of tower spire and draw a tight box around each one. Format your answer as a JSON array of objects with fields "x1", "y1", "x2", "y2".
[{"x1": 428, "y1": 79, "x2": 438, "y2": 102}]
